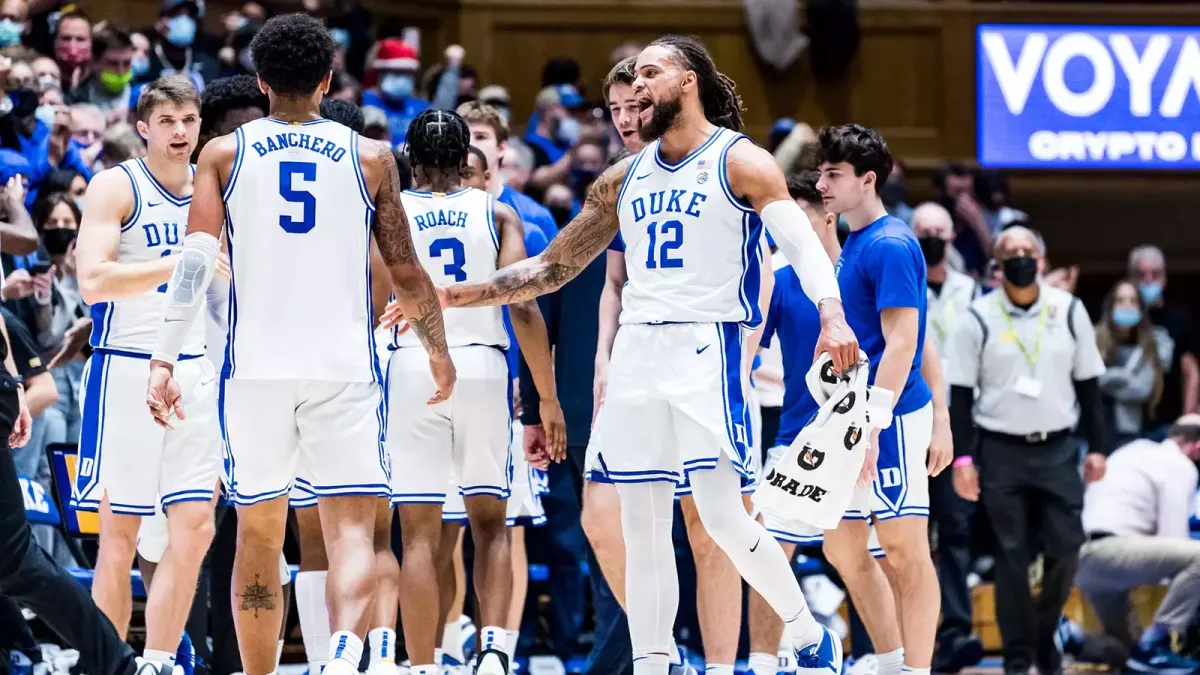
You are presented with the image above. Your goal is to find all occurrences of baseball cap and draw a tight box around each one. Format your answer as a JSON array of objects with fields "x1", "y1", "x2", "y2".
[
  {"x1": 362, "y1": 106, "x2": 389, "y2": 131},
  {"x1": 477, "y1": 85, "x2": 510, "y2": 108},
  {"x1": 536, "y1": 84, "x2": 585, "y2": 111}
]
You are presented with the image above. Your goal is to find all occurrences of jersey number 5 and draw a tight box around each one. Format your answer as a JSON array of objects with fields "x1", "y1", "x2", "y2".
[
  {"x1": 645, "y1": 219, "x2": 683, "y2": 269},
  {"x1": 279, "y1": 161, "x2": 317, "y2": 234},
  {"x1": 429, "y1": 238, "x2": 466, "y2": 282}
]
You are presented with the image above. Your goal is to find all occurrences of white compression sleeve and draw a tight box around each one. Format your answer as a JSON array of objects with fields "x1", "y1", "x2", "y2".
[
  {"x1": 759, "y1": 199, "x2": 841, "y2": 305},
  {"x1": 151, "y1": 232, "x2": 221, "y2": 365}
]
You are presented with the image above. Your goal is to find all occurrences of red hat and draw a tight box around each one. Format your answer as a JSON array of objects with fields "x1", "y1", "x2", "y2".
[{"x1": 373, "y1": 39, "x2": 419, "y2": 72}]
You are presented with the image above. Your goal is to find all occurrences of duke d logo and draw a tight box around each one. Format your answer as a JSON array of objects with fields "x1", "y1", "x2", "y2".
[
  {"x1": 844, "y1": 425, "x2": 862, "y2": 449},
  {"x1": 797, "y1": 445, "x2": 825, "y2": 471}
]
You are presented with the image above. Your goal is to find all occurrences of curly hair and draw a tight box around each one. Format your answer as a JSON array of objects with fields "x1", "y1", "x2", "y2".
[
  {"x1": 200, "y1": 75, "x2": 268, "y2": 135},
  {"x1": 648, "y1": 35, "x2": 744, "y2": 132},
  {"x1": 319, "y1": 98, "x2": 365, "y2": 133},
  {"x1": 405, "y1": 109, "x2": 470, "y2": 174},
  {"x1": 250, "y1": 13, "x2": 334, "y2": 97}
]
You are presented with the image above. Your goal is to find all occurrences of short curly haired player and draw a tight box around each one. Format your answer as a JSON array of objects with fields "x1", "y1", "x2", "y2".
[{"x1": 145, "y1": 14, "x2": 453, "y2": 675}]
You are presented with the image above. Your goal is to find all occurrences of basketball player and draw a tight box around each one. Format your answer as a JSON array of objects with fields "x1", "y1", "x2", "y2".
[
  {"x1": 144, "y1": 14, "x2": 453, "y2": 675},
  {"x1": 387, "y1": 109, "x2": 563, "y2": 675},
  {"x1": 385, "y1": 36, "x2": 856, "y2": 675},
  {"x1": 73, "y1": 76, "x2": 220, "y2": 675},
  {"x1": 590, "y1": 55, "x2": 764, "y2": 675},
  {"x1": 815, "y1": 125, "x2": 948, "y2": 675}
]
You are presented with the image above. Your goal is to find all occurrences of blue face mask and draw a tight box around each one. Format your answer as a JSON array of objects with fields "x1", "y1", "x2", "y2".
[
  {"x1": 330, "y1": 28, "x2": 351, "y2": 50},
  {"x1": 34, "y1": 104, "x2": 55, "y2": 129},
  {"x1": 166, "y1": 15, "x2": 196, "y2": 48},
  {"x1": 379, "y1": 73, "x2": 414, "y2": 100},
  {"x1": 131, "y1": 55, "x2": 150, "y2": 78},
  {"x1": 1139, "y1": 281, "x2": 1163, "y2": 305},
  {"x1": 1111, "y1": 306, "x2": 1141, "y2": 328},
  {"x1": 555, "y1": 117, "x2": 580, "y2": 146},
  {"x1": 0, "y1": 19, "x2": 22, "y2": 48}
]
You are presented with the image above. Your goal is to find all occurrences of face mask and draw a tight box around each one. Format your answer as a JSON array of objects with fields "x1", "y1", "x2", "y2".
[
  {"x1": 36, "y1": 73, "x2": 59, "y2": 92},
  {"x1": 99, "y1": 70, "x2": 132, "y2": 93},
  {"x1": 379, "y1": 73, "x2": 414, "y2": 100},
  {"x1": 237, "y1": 48, "x2": 255, "y2": 73},
  {"x1": 131, "y1": 56, "x2": 150, "y2": 78},
  {"x1": 7, "y1": 87, "x2": 37, "y2": 119},
  {"x1": 548, "y1": 205, "x2": 572, "y2": 228},
  {"x1": 55, "y1": 42, "x2": 90, "y2": 67},
  {"x1": 330, "y1": 27, "x2": 351, "y2": 50},
  {"x1": 42, "y1": 227, "x2": 76, "y2": 256},
  {"x1": 34, "y1": 104, "x2": 55, "y2": 128},
  {"x1": 879, "y1": 178, "x2": 907, "y2": 208},
  {"x1": 0, "y1": 19, "x2": 22, "y2": 48},
  {"x1": 569, "y1": 167, "x2": 598, "y2": 192},
  {"x1": 74, "y1": 197, "x2": 85, "y2": 213},
  {"x1": 1002, "y1": 256, "x2": 1038, "y2": 288},
  {"x1": 166, "y1": 15, "x2": 196, "y2": 48},
  {"x1": 1138, "y1": 281, "x2": 1163, "y2": 305},
  {"x1": 918, "y1": 236, "x2": 946, "y2": 266},
  {"x1": 1111, "y1": 306, "x2": 1141, "y2": 329},
  {"x1": 555, "y1": 117, "x2": 580, "y2": 146}
]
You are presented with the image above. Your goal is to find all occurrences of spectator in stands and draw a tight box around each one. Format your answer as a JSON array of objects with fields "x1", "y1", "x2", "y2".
[
  {"x1": 41, "y1": 167, "x2": 86, "y2": 207},
  {"x1": 361, "y1": 37, "x2": 426, "y2": 147},
  {"x1": 98, "y1": 123, "x2": 145, "y2": 169},
  {"x1": 51, "y1": 8, "x2": 90, "y2": 91},
  {"x1": 1129, "y1": 245, "x2": 1198, "y2": 435},
  {"x1": 610, "y1": 41, "x2": 642, "y2": 66},
  {"x1": 422, "y1": 44, "x2": 474, "y2": 110},
  {"x1": 1095, "y1": 279, "x2": 1173, "y2": 450},
  {"x1": 525, "y1": 85, "x2": 585, "y2": 197},
  {"x1": 882, "y1": 158, "x2": 914, "y2": 225},
  {"x1": 146, "y1": 0, "x2": 217, "y2": 89},
  {"x1": 975, "y1": 169, "x2": 1027, "y2": 234},
  {"x1": 130, "y1": 30, "x2": 150, "y2": 84},
  {"x1": 0, "y1": 170, "x2": 37, "y2": 256},
  {"x1": 30, "y1": 55, "x2": 58, "y2": 94},
  {"x1": 502, "y1": 141, "x2": 534, "y2": 194},
  {"x1": 66, "y1": 26, "x2": 135, "y2": 123},
  {"x1": 328, "y1": 70, "x2": 360, "y2": 103},
  {"x1": 567, "y1": 138, "x2": 605, "y2": 205},
  {"x1": 7, "y1": 59, "x2": 33, "y2": 90},
  {"x1": 1076, "y1": 416, "x2": 1200, "y2": 673},
  {"x1": 66, "y1": 102, "x2": 102, "y2": 170},
  {"x1": 28, "y1": 192, "x2": 84, "y2": 355},
  {"x1": 933, "y1": 163, "x2": 992, "y2": 277},
  {"x1": 477, "y1": 84, "x2": 510, "y2": 124},
  {"x1": 0, "y1": 0, "x2": 28, "y2": 50}
]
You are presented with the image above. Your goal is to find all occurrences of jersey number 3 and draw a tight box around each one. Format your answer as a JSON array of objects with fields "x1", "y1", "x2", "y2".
[
  {"x1": 429, "y1": 238, "x2": 466, "y2": 282},
  {"x1": 279, "y1": 161, "x2": 317, "y2": 234},
  {"x1": 645, "y1": 219, "x2": 683, "y2": 269}
]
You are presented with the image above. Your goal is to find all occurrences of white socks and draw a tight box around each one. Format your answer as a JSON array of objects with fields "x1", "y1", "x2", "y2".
[
  {"x1": 296, "y1": 571, "x2": 331, "y2": 672},
  {"x1": 322, "y1": 632, "x2": 363, "y2": 675},
  {"x1": 477, "y1": 626, "x2": 508, "y2": 675},
  {"x1": 142, "y1": 649, "x2": 176, "y2": 670},
  {"x1": 705, "y1": 665, "x2": 734, "y2": 675},
  {"x1": 441, "y1": 620, "x2": 464, "y2": 663},
  {"x1": 749, "y1": 653, "x2": 777, "y2": 674},
  {"x1": 411, "y1": 667, "x2": 438, "y2": 675},
  {"x1": 877, "y1": 649, "x2": 905, "y2": 675},
  {"x1": 901, "y1": 666, "x2": 930, "y2": 675},
  {"x1": 786, "y1": 611, "x2": 825, "y2": 652},
  {"x1": 367, "y1": 627, "x2": 397, "y2": 671},
  {"x1": 633, "y1": 653, "x2": 670, "y2": 675},
  {"x1": 505, "y1": 630, "x2": 519, "y2": 659}
]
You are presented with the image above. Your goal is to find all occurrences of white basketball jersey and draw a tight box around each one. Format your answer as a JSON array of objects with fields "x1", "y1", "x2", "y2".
[
  {"x1": 222, "y1": 117, "x2": 377, "y2": 382},
  {"x1": 392, "y1": 187, "x2": 507, "y2": 350},
  {"x1": 89, "y1": 159, "x2": 205, "y2": 357},
  {"x1": 616, "y1": 127, "x2": 764, "y2": 328}
]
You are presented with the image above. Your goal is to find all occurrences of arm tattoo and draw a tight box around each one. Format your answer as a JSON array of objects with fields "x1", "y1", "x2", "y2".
[
  {"x1": 448, "y1": 160, "x2": 629, "y2": 308},
  {"x1": 368, "y1": 141, "x2": 450, "y2": 360},
  {"x1": 237, "y1": 574, "x2": 277, "y2": 618}
]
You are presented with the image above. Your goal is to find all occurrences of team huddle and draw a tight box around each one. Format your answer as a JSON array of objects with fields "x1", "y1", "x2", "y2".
[{"x1": 66, "y1": 11, "x2": 948, "y2": 675}]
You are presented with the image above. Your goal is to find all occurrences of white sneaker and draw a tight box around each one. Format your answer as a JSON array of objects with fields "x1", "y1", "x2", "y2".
[
  {"x1": 368, "y1": 663, "x2": 401, "y2": 675},
  {"x1": 845, "y1": 654, "x2": 878, "y2": 675}
]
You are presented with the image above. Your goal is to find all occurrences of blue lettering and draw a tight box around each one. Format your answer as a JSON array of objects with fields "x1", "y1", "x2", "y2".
[
  {"x1": 310, "y1": 137, "x2": 324, "y2": 154},
  {"x1": 252, "y1": 142, "x2": 268, "y2": 156},
  {"x1": 275, "y1": 133, "x2": 291, "y2": 149},
  {"x1": 331, "y1": 147, "x2": 346, "y2": 162},
  {"x1": 632, "y1": 197, "x2": 646, "y2": 222},
  {"x1": 649, "y1": 191, "x2": 664, "y2": 215},
  {"x1": 685, "y1": 192, "x2": 707, "y2": 218},
  {"x1": 265, "y1": 136, "x2": 280, "y2": 153},
  {"x1": 414, "y1": 214, "x2": 426, "y2": 230},
  {"x1": 298, "y1": 134, "x2": 312, "y2": 150},
  {"x1": 163, "y1": 222, "x2": 179, "y2": 246},
  {"x1": 667, "y1": 189, "x2": 685, "y2": 213},
  {"x1": 288, "y1": 132, "x2": 299, "y2": 148},
  {"x1": 457, "y1": 211, "x2": 467, "y2": 228},
  {"x1": 322, "y1": 142, "x2": 337, "y2": 159},
  {"x1": 143, "y1": 223, "x2": 161, "y2": 247}
]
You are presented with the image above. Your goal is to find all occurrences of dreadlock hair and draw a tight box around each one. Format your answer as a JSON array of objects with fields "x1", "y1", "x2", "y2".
[
  {"x1": 405, "y1": 109, "x2": 471, "y2": 175},
  {"x1": 648, "y1": 35, "x2": 744, "y2": 132}
]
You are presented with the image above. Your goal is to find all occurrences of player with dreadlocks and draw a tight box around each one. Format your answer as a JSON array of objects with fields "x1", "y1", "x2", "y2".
[
  {"x1": 382, "y1": 35, "x2": 858, "y2": 675},
  {"x1": 385, "y1": 108, "x2": 564, "y2": 675}
]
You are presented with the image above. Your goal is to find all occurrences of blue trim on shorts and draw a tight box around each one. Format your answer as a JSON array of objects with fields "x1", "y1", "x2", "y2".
[
  {"x1": 390, "y1": 492, "x2": 448, "y2": 505},
  {"x1": 73, "y1": 352, "x2": 113, "y2": 505},
  {"x1": 461, "y1": 484, "x2": 511, "y2": 500},
  {"x1": 229, "y1": 485, "x2": 292, "y2": 506},
  {"x1": 293, "y1": 477, "x2": 390, "y2": 500},
  {"x1": 715, "y1": 323, "x2": 751, "y2": 476},
  {"x1": 72, "y1": 498, "x2": 157, "y2": 516},
  {"x1": 162, "y1": 489, "x2": 214, "y2": 507}
]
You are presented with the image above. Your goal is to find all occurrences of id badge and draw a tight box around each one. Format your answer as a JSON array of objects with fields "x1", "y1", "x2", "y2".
[{"x1": 1013, "y1": 375, "x2": 1043, "y2": 399}]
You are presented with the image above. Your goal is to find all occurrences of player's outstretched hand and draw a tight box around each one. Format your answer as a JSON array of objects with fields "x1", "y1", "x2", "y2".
[
  {"x1": 927, "y1": 409, "x2": 953, "y2": 477},
  {"x1": 426, "y1": 355, "x2": 456, "y2": 404},
  {"x1": 147, "y1": 362, "x2": 185, "y2": 429},
  {"x1": 815, "y1": 303, "x2": 859, "y2": 374},
  {"x1": 539, "y1": 399, "x2": 567, "y2": 462},
  {"x1": 857, "y1": 428, "x2": 880, "y2": 488}
]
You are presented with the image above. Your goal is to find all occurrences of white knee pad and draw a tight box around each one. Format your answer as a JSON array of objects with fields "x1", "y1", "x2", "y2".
[{"x1": 136, "y1": 507, "x2": 170, "y2": 563}]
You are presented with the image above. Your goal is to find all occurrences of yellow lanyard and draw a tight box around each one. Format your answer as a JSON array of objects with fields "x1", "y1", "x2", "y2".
[
  {"x1": 930, "y1": 293, "x2": 955, "y2": 343},
  {"x1": 997, "y1": 294, "x2": 1048, "y2": 368}
]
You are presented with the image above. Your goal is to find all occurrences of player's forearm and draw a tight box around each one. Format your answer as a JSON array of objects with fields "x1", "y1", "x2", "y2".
[
  {"x1": 920, "y1": 334, "x2": 947, "y2": 413},
  {"x1": 596, "y1": 278, "x2": 623, "y2": 365},
  {"x1": 447, "y1": 255, "x2": 580, "y2": 309},
  {"x1": 388, "y1": 263, "x2": 450, "y2": 362},
  {"x1": 79, "y1": 256, "x2": 177, "y2": 304},
  {"x1": 510, "y1": 300, "x2": 557, "y2": 402},
  {"x1": 24, "y1": 373, "x2": 57, "y2": 417},
  {"x1": 760, "y1": 200, "x2": 840, "y2": 304},
  {"x1": 876, "y1": 329, "x2": 918, "y2": 410},
  {"x1": 0, "y1": 215, "x2": 39, "y2": 255}
]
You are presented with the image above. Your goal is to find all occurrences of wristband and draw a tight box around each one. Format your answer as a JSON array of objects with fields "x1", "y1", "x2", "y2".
[{"x1": 952, "y1": 456, "x2": 973, "y2": 468}]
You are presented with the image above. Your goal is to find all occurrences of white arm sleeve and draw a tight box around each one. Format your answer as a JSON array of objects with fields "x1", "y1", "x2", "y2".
[
  {"x1": 759, "y1": 199, "x2": 841, "y2": 305},
  {"x1": 151, "y1": 232, "x2": 221, "y2": 365}
]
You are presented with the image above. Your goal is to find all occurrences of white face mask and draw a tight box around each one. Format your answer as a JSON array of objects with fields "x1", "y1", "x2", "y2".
[{"x1": 35, "y1": 104, "x2": 56, "y2": 128}]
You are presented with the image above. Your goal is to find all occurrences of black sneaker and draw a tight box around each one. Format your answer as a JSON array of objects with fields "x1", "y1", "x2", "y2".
[
  {"x1": 474, "y1": 648, "x2": 510, "y2": 675},
  {"x1": 933, "y1": 635, "x2": 985, "y2": 673}
]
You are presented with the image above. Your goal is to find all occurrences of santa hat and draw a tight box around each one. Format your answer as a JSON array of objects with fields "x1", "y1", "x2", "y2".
[{"x1": 373, "y1": 39, "x2": 419, "y2": 72}]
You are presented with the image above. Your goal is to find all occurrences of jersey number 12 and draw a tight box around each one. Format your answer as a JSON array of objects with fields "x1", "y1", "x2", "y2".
[{"x1": 645, "y1": 219, "x2": 683, "y2": 269}]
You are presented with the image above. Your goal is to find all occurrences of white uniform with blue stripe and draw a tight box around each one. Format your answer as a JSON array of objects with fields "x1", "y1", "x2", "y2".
[
  {"x1": 589, "y1": 127, "x2": 762, "y2": 486},
  {"x1": 219, "y1": 117, "x2": 387, "y2": 505},
  {"x1": 387, "y1": 188, "x2": 512, "y2": 505},
  {"x1": 72, "y1": 159, "x2": 221, "y2": 515}
]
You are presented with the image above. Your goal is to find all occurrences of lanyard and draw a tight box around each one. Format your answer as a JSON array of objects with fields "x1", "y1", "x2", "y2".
[
  {"x1": 997, "y1": 293, "x2": 1048, "y2": 368},
  {"x1": 930, "y1": 293, "x2": 955, "y2": 343}
]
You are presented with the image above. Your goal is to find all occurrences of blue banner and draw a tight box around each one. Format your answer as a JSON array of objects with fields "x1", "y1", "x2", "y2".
[
  {"x1": 20, "y1": 475, "x2": 60, "y2": 526},
  {"x1": 978, "y1": 25, "x2": 1200, "y2": 169}
]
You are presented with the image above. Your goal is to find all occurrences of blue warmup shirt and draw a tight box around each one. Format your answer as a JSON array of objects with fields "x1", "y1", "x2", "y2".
[
  {"x1": 362, "y1": 90, "x2": 429, "y2": 147},
  {"x1": 500, "y1": 186, "x2": 557, "y2": 241},
  {"x1": 760, "y1": 265, "x2": 822, "y2": 448},
  {"x1": 836, "y1": 214, "x2": 931, "y2": 415},
  {"x1": 502, "y1": 222, "x2": 550, "y2": 378}
]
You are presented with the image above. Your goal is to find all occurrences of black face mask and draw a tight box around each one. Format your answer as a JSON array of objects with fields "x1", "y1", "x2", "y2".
[
  {"x1": 1002, "y1": 256, "x2": 1038, "y2": 288},
  {"x1": 918, "y1": 236, "x2": 946, "y2": 266},
  {"x1": 42, "y1": 227, "x2": 76, "y2": 256},
  {"x1": 880, "y1": 179, "x2": 907, "y2": 208},
  {"x1": 548, "y1": 206, "x2": 572, "y2": 228}
]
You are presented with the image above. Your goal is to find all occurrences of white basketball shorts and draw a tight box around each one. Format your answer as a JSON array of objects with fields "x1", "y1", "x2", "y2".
[
  {"x1": 220, "y1": 378, "x2": 388, "y2": 505},
  {"x1": 590, "y1": 322, "x2": 753, "y2": 485},
  {"x1": 844, "y1": 401, "x2": 934, "y2": 521},
  {"x1": 388, "y1": 345, "x2": 512, "y2": 505},
  {"x1": 73, "y1": 350, "x2": 221, "y2": 515}
]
